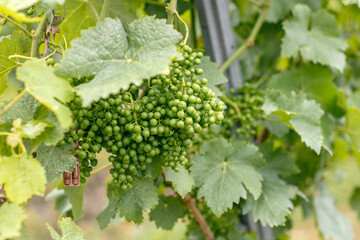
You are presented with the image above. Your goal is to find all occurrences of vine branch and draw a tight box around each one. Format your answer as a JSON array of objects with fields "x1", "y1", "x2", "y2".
[
  {"x1": 99, "y1": 0, "x2": 110, "y2": 21},
  {"x1": 183, "y1": 194, "x2": 215, "y2": 240},
  {"x1": 0, "y1": 13, "x2": 32, "y2": 38},
  {"x1": 31, "y1": 14, "x2": 48, "y2": 58},
  {"x1": 90, "y1": 162, "x2": 112, "y2": 175},
  {"x1": 219, "y1": 0, "x2": 271, "y2": 72}
]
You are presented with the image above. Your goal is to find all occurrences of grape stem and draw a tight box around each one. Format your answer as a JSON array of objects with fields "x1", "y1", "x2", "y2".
[
  {"x1": 0, "y1": 13, "x2": 32, "y2": 38},
  {"x1": 183, "y1": 194, "x2": 215, "y2": 240},
  {"x1": 220, "y1": 94, "x2": 241, "y2": 116},
  {"x1": 90, "y1": 162, "x2": 112, "y2": 175},
  {"x1": 219, "y1": 0, "x2": 272, "y2": 72}
]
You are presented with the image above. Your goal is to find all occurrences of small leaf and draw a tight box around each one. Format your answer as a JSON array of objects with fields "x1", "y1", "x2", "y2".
[
  {"x1": 45, "y1": 188, "x2": 72, "y2": 215},
  {"x1": 56, "y1": 17, "x2": 182, "y2": 106},
  {"x1": 149, "y1": 196, "x2": 185, "y2": 230},
  {"x1": 197, "y1": 56, "x2": 228, "y2": 96},
  {"x1": 266, "y1": 0, "x2": 296, "y2": 23},
  {"x1": 262, "y1": 90, "x2": 324, "y2": 154},
  {"x1": 16, "y1": 60, "x2": 74, "y2": 128},
  {"x1": 0, "y1": 93, "x2": 38, "y2": 124},
  {"x1": 36, "y1": 144, "x2": 77, "y2": 181},
  {"x1": 281, "y1": 4, "x2": 348, "y2": 71},
  {"x1": 0, "y1": 202, "x2": 26, "y2": 240},
  {"x1": 46, "y1": 217, "x2": 85, "y2": 240},
  {"x1": 118, "y1": 178, "x2": 158, "y2": 224},
  {"x1": 191, "y1": 138, "x2": 265, "y2": 216},
  {"x1": 0, "y1": 155, "x2": 46, "y2": 204},
  {"x1": 314, "y1": 182, "x2": 354, "y2": 240},
  {"x1": 22, "y1": 120, "x2": 49, "y2": 139},
  {"x1": 165, "y1": 165, "x2": 194, "y2": 198}
]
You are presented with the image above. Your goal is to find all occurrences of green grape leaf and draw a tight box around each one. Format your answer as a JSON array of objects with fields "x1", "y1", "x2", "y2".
[
  {"x1": 45, "y1": 188, "x2": 72, "y2": 215},
  {"x1": 165, "y1": 165, "x2": 195, "y2": 198},
  {"x1": 345, "y1": 107, "x2": 360, "y2": 159},
  {"x1": 281, "y1": 4, "x2": 348, "y2": 71},
  {"x1": 197, "y1": 56, "x2": 228, "y2": 96},
  {"x1": 96, "y1": 183, "x2": 120, "y2": 229},
  {"x1": 0, "y1": 155, "x2": 46, "y2": 204},
  {"x1": 268, "y1": 64, "x2": 344, "y2": 117},
  {"x1": 56, "y1": 17, "x2": 182, "y2": 106},
  {"x1": 262, "y1": 90, "x2": 324, "y2": 154},
  {"x1": 243, "y1": 169, "x2": 298, "y2": 227},
  {"x1": 118, "y1": 178, "x2": 159, "y2": 224},
  {"x1": 348, "y1": 91, "x2": 360, "y2": 109},
  {"x1": 16, "y1": 60, "x2": 74, "y2": 128},
  {"x1": 191, "y1": 138, "x2": 265, "y2": 216},
  {"x1": 0, "y1": 93, "x2": 38, "y2": 124},
  {"x1": 22, "y1": 120, "x2": 49, "y2": 139},
  {"x1": 57, "y1": 0, "x2": 140, "y2": 46},
  {"x1": 259, "y1": 142, "x2": 299, "y2": 177},
  {"x1": 46, "y1": 217, "x2": 85, "y2": 240},
  {"x1": 149, "y1": 196, "x2": 185, "y2": 230},
  {"x1": 0, "y1": 202, "x2": 26, "y2": 240},
  {"x1": 350, "y1": 187, "x2": 360, "y2": 219},
  {"x1": 315, "y1": 182, "x2": 354, "y2": 240},
  {"x1": 63, "y1": 185, "x2": 84, "y2": 221},
  {"x1": 266, "y1": 0, "x2": 296, "y2": 22},
  {"x1": 32, "y1": 107, "x2": 64, "y2": 147},
  {"x1": 36, "y1": 144, "x2": 77, "y2": 181},
  {"x1": 0, "y1": 31, "x2": 31, "y2": 96}
]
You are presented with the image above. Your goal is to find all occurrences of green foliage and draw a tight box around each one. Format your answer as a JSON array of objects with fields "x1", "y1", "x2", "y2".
[
  {"x1": 191, "y1": 138, "x2": 265, "y2": 216},
  {"x1": 0, "y1": 155, "x2": 46, "y2": 204},
  {"x1": 149, "y1": 196, "x2": 185, "y2": 230},
  {"x1": 314, "y1": 182, "x2": 354, "y2": 240},
  {"x1": 36, "y1": 144, "x2": 77, "y2": 181},
  {"x1": 16, "y1": 60, "x2": 74, "y2": 128},
  {"x1": 262, "y1": 90, "x2": 324, "y2": 154},
  {"x1": 281, "y1": 4, "x2": 348, "y2": 71},
  {"x1": 0, "y1": 30, "x2": 31, "y2": 96},
  {"x1": 1, "y1": 1, "x2": 360, "y2": 239},
  {"x1": 0, "y1": 202, "x2": 26, "y2": 240},
  {"x1": 56, "y1": 17, "x2": 182, "y2": 106},
  {"x1": 46, "y1": 217, "x2": 85, "y2": 240},
  {"x1": 197, "y1": 56, "x2": 228, "y2": 96}
]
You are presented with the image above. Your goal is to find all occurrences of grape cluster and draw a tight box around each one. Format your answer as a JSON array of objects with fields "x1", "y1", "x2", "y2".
[
  {"x1": 219, "y1": 82, "x2": 265, "y2": 139},
  {"x1": 63, "y1": 44, "x2": 225, "y2": 190}
]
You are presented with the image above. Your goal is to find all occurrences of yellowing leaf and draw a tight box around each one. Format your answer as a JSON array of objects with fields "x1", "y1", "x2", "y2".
[
  {"x1": 0, "y1": 202, "x2": 26, "y2": 240},
  {"x1": 0, "y1": 155, "x2": 46, "y2": 204}
]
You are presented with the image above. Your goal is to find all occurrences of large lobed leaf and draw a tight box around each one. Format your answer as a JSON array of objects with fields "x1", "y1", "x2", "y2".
[
  {"x1": 262, "y1": 90, "x2": 324, "y2": 154},
  {"x1": 16, "y1": 60, "x2": 74, "y2": 128},
  {"x1": 0, "y1": 155, "x2": 46, "y2": 204},
  {"x1": 46, "y1": 217, "x2": 85, "y2": 240},
  {"x1": 314, "y1": 182, "x2": 354, "y2": 240},
  {"x1": 191, "y1": 138, "x2": 265, "y2": 216},
  {"x1": 56, "y1": 17, "x2": 182, "y2": 106},
  {"x1": 0, "y1": 31, "x2": 31, "y2": 96},
  {"x1": 0, "y1": 202, "x2": 26, "y2": 240},
  {"x1": 281, "y1": 4, "x2": 348, "y2": 72}
]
